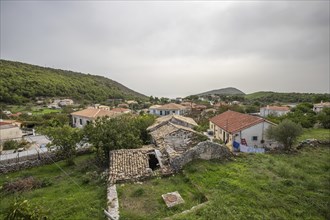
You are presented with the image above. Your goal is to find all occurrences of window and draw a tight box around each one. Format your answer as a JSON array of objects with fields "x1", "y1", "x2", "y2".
[
  {"x1": 86, "y1": 120, "x2": 90, "y2": 125},
  {"x1": 172, "y1": 110, "x2": 176, "y2": 113},
  {"x1": 79, "y1": 119, "x2": 83, "y2": 125},
  {"x1": 252, "y1": 136, "x2": 258, "y2": 141},
  {"x1": 160, "y1": 110, "x2": 163, "y2": 115}
]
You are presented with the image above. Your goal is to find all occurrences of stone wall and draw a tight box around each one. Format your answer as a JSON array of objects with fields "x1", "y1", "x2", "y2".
[
  {"x1": 169, "y1": 141, "x2": 233, "y2": 172},
  {"x1": 0, "y1": 148, "x2": 92, "y2": 174}
]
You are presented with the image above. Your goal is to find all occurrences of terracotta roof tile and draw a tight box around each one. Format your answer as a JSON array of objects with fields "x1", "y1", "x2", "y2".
[
  {"x1": 155, "y1": 103, "x2": 186, "y2": 110},
  {"x1": 147, "y1": 115, "x2": 197, "y2": 131},
  {"x1": 70, "y1": 108, "x2": 120, "y2": 119},
  {"x1": 210, "y1": 110, "x2": 266, "y2": 133},
  {"x1": 260, "y1": 106, "x2": 290, "y2": 111}
]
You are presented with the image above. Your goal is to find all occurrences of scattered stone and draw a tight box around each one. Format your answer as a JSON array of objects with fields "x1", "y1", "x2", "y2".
[{"x1": 162, "y1": 191, "x2": 185, "y2": 208}]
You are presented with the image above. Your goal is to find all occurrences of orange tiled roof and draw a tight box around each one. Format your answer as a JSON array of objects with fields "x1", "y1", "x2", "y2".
[
  {"x1": 70, "y1": 108, "x2": 119, "y2": 119},
  {"x1": 261, "y1": 106, "x2": 290, "y2": 111},
  {"x1": 155, "y1": 103, "x2": 186, "y2": 110},
  {"x1": 210, "y1": 110, "x2": 266, "y2": 133}
]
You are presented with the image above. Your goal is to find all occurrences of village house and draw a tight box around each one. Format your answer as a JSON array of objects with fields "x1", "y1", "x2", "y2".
[
  {"x1": 117, "y1": 103, "x2": 129, "y2": 108},
  {"x1": 70, "y1": 108, "x2": 120, "y2": 128},
  {"x1": 148, "y1": 103, "x2": 188, "y2": 116},
  {"x1": 260, "y1": 105, "x2": 290, "y2": 117},
  {"x1": 58, "y1": 99, "x2": 74, "y2": 106},
  {"x1": 111, "y1": 108, "x2": 131, "y2": 114},
  {"x1": 313, "y1": 101, "x2": 330, "y2": 113},
  {"x1": 0, "y1": 121, "x2": 23, "y2": 144},
  {"x1": 147, "y1": 114, "x2": 198, "y2": 132},
  {"x1": 209, "y1": 110, "x2": 275, "y2": 149},
  {"x1": 93, "y1": 104, "x2": 111, "y2": 111},
  {"x1": 149, "y1": 122, "x2": 199, "y2": 155}
]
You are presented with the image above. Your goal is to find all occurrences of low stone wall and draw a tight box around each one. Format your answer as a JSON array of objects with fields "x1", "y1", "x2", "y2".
[
  {"x1": 169, "y1": 141, "x2": 233, "y2": 172},
  {"x1": 0, "y1": 148, "x2": 92, "y2": 174},
  {"x1": 297, "y1": 139, "x2": 330, "y2": 149}
]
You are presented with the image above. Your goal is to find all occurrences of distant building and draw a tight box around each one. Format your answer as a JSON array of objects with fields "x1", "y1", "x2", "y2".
[
  {"x1": 117, "y1": 103, "x2": 129, "y2": 108},
  {"x1": 209, "y1": 110, "x2": 275, "y2": 149},
  {"x1": 59, "y1": 99, "x2": 74, "y2": 106},
  {"x1": 147, "y1": 114, "x2": 198, "y2": 132},
  {"x1": 0, "y1": 121, "x2": 23, "y2": 143},
  {"x1": 70, "y1": 108, "x2": 121, "y2": 128},
  {"x1": 148, "y1": 103, "x2": 188, "y2": 116},
  {"x1": 313, "y1": 101, "x2": 330, "y2": 113},
  {"x1": 260, "y1": 105, "x2": 290, "y2": 117},
  {"x1": 111, "y1": 108, "x2": 131, "y2": 114}
]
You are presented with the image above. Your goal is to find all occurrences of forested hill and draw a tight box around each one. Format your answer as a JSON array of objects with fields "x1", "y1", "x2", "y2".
[
  {"x1": 0, "y1": 60, "x2": 147, "y2": 104},
  {"x1": 196, "y1": 87, "x2": 245, "y2": 96}
]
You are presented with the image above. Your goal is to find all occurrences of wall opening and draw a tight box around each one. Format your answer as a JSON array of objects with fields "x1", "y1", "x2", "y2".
[{"x1": 148, "y1": 153, "x2": 160, "y2": 170}]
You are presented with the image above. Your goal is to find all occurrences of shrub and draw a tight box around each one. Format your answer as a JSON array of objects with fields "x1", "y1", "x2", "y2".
[
  {"x1": 2, "y1": 177, "x2": 44, "y2": 193},
  {"x1": 4, "y1": 198, "x2": 49, "y2": 220}
]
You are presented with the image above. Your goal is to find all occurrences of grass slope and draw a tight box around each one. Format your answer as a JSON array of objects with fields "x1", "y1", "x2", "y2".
[
  {"x1": 0, "y1": 154, "x2": 107, "y2": 220},
  {"x1": 0, "y1": 59, "x2": 147, "y2": 104},
  {"x1": 175, "y1": 146, "x2": 330, "y2": 219}
]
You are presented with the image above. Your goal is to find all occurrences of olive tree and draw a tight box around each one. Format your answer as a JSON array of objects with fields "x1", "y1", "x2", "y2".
[{"x1": 266, "y1": 119, "x2": 303, "y2": 151}]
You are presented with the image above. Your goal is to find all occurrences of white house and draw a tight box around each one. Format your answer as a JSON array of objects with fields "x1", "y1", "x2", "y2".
[
  {"x1": 0, "y1": 121, "x2": 23, "y2": 143},
  {"x1": 313, "y1": 101, "x2": 330, "y2": 113},
  {"x1": 209, "y1": 110, "x2": 275, "y2": 149},
  {"x1": 148, "y1": 103, "x2": 188, "y2": 116},
  {"x1": 260, "y1": 105, "x2": 290, "y2": 117},
  {"x1": 70, "y1": 108, "x2": 120, "y2": 128},
  {"x1": 59, "y1": 99, "x2": 74, "y2": 106}
]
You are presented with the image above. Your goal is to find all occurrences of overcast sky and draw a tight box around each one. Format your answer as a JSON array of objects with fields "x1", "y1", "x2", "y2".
[{"x1": 1, "y1": 1, "x2": 329, "y2": 98}]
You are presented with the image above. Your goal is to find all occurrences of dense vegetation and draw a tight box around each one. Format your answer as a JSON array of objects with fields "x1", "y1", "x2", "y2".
[
  {"x1": 245, "y1": 91, "x2": 330, "y2": 104},
  {"x1": 0, "y1": 59, "x2": 147, "y2": 104}
]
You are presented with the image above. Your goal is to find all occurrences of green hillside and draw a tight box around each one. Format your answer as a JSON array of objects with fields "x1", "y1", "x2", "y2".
[{"x1": 0, "y1": 60, "x2": 147, "y2": 104}]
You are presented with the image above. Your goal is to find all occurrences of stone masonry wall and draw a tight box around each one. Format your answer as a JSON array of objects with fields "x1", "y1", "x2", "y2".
[{"x1": 169, "y1": 141, "x2": 233, "y2": 172}]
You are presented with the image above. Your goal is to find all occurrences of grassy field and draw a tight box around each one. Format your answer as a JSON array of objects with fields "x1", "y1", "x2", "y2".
[
  {"x1": 118, "y1": 146, "x2": 330, "y2": 220},
  {"x1": 0, "y1": 154, "x2": 107, "y2": 220},
  {"x1": 298, "y1": 128, "x2": 330, "y2": 142},
  {"x1": 1, "y1": 129, "x2": 329, "y2": 219},
  {"x1": 117, "y1": 175, "x2": 207, "y2": 220}
]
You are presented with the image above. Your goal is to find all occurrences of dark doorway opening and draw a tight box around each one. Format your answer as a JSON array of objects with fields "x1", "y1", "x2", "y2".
[{"x1": 148, "y1": 153, "x2": 160, "y2": 170}]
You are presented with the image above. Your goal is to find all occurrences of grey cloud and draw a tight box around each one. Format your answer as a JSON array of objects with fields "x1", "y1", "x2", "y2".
[{"x1": 1, "y1": 1, "x2": 329, "y2": 97}]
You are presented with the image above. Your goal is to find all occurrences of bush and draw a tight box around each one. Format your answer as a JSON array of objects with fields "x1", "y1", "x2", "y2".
[
  {"x1": 4, "y1": 198, "x2": 49, "y2": 220},
  {"x1": 3, "y1": 140, "x2": 19, "y2": 150},
  {"x1": 2, "y1": 177, "x2": 44, "y2": 193}
]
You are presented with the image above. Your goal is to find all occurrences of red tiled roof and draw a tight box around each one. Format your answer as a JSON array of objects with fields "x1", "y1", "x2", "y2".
[
  {"x1": 155, "y1": 103, "x2": 186, "y2": 110},
  {"x1": 261, "y1": 106, "x2": 290, "y2": 111},
  {"x1": 210, "y1": 110, "x2": 266, "y2": 133},
  {"x1": 70, "y1": 108, "x2": 120, "y2": 119},
  {"x1": 0, "y1": 121, "x2": 12, "y2": 126}
]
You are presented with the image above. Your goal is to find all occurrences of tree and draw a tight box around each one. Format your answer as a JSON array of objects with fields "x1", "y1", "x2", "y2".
[
  {"x1": 42, "y1": 125, "x2": 83, "y2": 165},
  {"x1": 266, "y1": 119, "x2": 303, "y2": 151},
  {"x1": 84, "y1": 114, "x2": 143, "y2": 164},
  {"x1": 318, "y1": 107, "x2": 330, "y2": 129}
]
